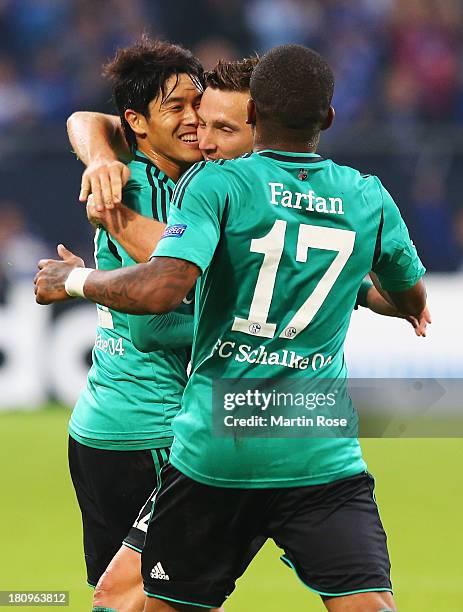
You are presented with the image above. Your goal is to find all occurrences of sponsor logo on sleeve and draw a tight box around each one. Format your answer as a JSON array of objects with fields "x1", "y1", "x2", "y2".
[{"x1": 161, "y1": 224, "x2": 187, "y2": 239}]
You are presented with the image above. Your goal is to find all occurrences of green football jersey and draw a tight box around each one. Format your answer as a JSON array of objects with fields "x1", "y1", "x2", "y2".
[
  {"x1": 154, "y1": 149, "x2": 426, "y2": 487},
  {"x1": 69, "y1": 152, "x2": 192, "y2": 450}
]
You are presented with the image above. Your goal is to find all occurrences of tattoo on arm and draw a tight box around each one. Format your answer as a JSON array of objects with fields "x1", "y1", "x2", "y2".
[{"x1": 84, "y1": 257, "x2": 200, "y2": 314}]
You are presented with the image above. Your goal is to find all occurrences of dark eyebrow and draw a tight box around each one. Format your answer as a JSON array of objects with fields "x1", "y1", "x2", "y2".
[
  {"x1": 161, "y1": 96, "x2": 185, "y2": 106},
  {"x1": 162, "y1": 92, "x2": 202, "y2": 108}
]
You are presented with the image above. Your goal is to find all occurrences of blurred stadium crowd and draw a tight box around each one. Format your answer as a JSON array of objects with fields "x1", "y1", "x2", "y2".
[{"x1": 1, "y1": 0, "x2": 462, "y2": 284}]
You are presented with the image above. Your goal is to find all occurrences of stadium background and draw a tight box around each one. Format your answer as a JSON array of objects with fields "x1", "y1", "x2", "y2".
[{"x1": 0, "y1": 1, "x2": 462, "y2": 610}]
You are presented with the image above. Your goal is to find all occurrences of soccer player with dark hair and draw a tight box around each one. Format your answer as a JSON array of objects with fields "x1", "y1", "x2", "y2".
[
  {"x1": 38, "y1": 45, "x2": 429, "y2": 611},
  {"x1": 69, "y1": 55, "x2": 430, "y2": 335},
  {"x1": 64, "y1": 37, "x2": 204, "y2": 611},
  {"x1": 197, "y1": 56, "x2": 258, "y2": 160},
  {"x1": 67, "y1": 56, "x2": 258, "y2": 212}
]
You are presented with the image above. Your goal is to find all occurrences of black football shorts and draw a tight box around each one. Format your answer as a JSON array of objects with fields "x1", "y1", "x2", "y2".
[
  {"x1": 142, "y1": 464, "x2": 392, "y2": 608},
  {"x1": 68, "y1": 436, "x2": 169, "y2": 587}
]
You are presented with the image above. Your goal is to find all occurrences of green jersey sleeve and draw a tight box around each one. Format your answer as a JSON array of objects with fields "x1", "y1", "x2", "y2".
[
  {"x1": 372, "y1": 178, "x2": 426, "y2": 291},
  {"x1": 153, "y1": 162, "x2": 225, "y2": 273},
  {"x1": 355, "y1": 279, "x2": 373, "y2": 309}
]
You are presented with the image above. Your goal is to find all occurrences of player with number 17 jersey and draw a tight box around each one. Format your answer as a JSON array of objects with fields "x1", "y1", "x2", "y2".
[{"x1": 154, "y1": 149, "x2": 425, "y2": 488}]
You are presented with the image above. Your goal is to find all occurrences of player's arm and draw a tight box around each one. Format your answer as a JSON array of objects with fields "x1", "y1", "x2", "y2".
[
  {"x1": 356, "y1": 278, "x2": 431, "y2": 337},
  {"x1": 34, "y1": 244, "x2": 199, "y2": 313},
  {"x1": 83, "y1": 255, "x2": 199, "y2": 313},
  {"x1": 386, "y1": 280, "x2": 427, "y2": 318},
  {"x1": 67, "y1": 111, "x2": 131, "y2": 209},
  {"x1": 128, "y1": 312, "x2": 193, "y2": 352},
  {"x1": 371, "y1": 179, "x2": 427, "y2": 318},
  {"x1": 35, "y1": 164, "x2": 224, "y2": 312},
  {"x1": 87, "y1": 197, "x2": 165, "y2": 263}
]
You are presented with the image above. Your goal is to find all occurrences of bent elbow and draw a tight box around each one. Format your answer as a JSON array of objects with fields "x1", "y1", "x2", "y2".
[
  {"x1": 389, "y1": 280, "x2": 427, "y2": 318},
  {"x1": 67, "y1": 111, "x2": 83, "y2": 133}
]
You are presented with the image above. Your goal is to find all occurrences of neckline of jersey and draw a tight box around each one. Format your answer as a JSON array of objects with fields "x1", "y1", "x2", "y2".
[
  {"x1": 255, "y1": 149, "x2": 326, "y2": 164},
  {"x1": 133, "y1": 150, "x2": 175, "y2": 187}
]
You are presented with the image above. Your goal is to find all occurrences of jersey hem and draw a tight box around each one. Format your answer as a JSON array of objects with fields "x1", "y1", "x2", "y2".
[
  {"x1": 68, "y1": 429, "x2": 173, "y2": 451},
  {"x1": 170, "y1": 451, "x2": 366, "y2": 488}
]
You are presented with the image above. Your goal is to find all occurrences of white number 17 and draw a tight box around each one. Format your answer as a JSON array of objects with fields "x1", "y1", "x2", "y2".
[{"x1": 232, "y1": 220, "x2": 356, "y2": 339}]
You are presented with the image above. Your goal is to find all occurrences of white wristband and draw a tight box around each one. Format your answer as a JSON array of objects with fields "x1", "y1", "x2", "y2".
[{"x1": 65, "y1": 268, "x2": 94, "y2": 298}]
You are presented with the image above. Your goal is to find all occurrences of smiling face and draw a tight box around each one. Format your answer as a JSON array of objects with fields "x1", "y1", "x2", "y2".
[
  {"x1": 197, "y1": 87, "x2": 254, "y2": 160},
  {"x1": 125, "y1": 72, "x2": 203, "y2": 176}
]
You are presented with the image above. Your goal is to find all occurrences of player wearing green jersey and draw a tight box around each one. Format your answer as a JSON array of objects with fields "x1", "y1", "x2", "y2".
[
  {"x1": 37, "y1": 45, "x2": 428, "y2": 611},
  {"x1": 73, "y1": 59, "x2": 430, "y2": 337},
  {"x1": 65, "y1": 39, "x2": 203, "y2": 602},
  {"x1": 69, "y1": 56, "x2": 432, "y2": 612}
]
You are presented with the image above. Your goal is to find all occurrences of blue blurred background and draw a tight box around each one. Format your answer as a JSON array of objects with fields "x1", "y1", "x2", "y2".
[{"x1": 0, "y1": 0, "x2": 462, "y2": 288}]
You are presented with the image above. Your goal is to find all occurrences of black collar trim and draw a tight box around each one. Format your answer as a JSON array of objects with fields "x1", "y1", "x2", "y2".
[
  {"x1": 257, "y1": 151, "x2": 325, "y2": 164},
  {"x1": 134, "y1": 153, "x2": 153, "y2": 166}
]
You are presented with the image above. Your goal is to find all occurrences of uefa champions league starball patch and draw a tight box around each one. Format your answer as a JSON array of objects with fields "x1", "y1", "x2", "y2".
[{"x1": 160, "y1": 224, "x2": 187, "y2": 239}]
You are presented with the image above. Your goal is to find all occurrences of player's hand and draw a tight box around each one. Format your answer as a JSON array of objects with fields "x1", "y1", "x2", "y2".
[
  {"x1": 405, "y1": 306, "x2": 432, "y2": 337},
  {"x1": 79, "y1": 159, "x2": 131, "y2": 211},
  {"x1": 86, "y1": 194, "x2": 105, "y2": 228},
  {"x1": 34, "y1": 244, "x2": 85, "y2": 304},
  {"x1": 86, "y1": 196, "x2": 99, "y2": 228},
  {"x1": 86, "y1": 194, "x2": 128, "y2": 235}
]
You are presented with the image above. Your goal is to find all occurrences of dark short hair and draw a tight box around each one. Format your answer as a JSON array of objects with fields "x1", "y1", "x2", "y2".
[
  {"x1": 103, "y1": 37, "x2": 204, "y2": 150},
  {"x1": 204, "y1": 56, "x2": 259, "y2": 93},
  {"x1": 250, "y1": 44, "x2": 334, "y2": 133}
]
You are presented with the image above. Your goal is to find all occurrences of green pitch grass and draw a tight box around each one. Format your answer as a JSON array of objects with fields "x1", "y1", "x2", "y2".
[{"x1": 0, "y1": 405, "x2": 462, "y2": 611}]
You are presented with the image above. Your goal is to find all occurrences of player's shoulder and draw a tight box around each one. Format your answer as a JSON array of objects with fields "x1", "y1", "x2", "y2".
[
  {"x1": 327, "y1": 159, "x2": 377, "y2": 186},
  {"x1": 191, "y1": 153, "x2": 256, "y2": 182},
  {"x1": 173, "y1": 153, "x2": 272, "y2": 198},
  {"x1": 326, "y1": 160, "x2": 384, "y2": 197},
  {"x1": 173, "y1": 158, "x2": 236, "y2": 193},
  {"x1": 185, "y1": 154, "x2": 254, "y2": 175},
  {"x1": 210, "y1": 152, "x2": 254, "y2": 172}
]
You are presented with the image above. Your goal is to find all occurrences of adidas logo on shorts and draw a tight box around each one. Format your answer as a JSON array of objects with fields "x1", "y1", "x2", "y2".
[{"x1": 150, "y1": 562, "x2": 170, "y2": 580}]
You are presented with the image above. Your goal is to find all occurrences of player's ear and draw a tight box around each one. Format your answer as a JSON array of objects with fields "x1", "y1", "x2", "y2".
[
  {"x1": 246, "y1": 99, "x2": 257, "y2": 126},
  {"x1": 125, "y1": 109, "x2": 147, "y2": 137},
  {"x1": 321, "y1": 106, "x2": 335, "y2": 131}
]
